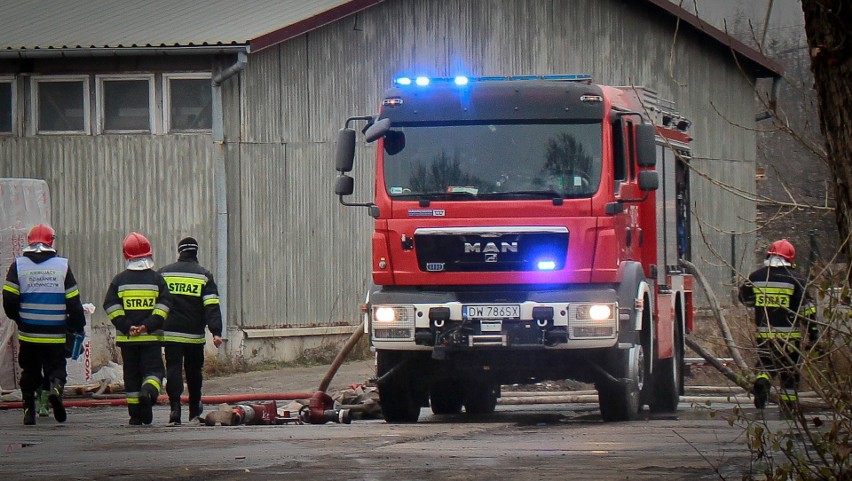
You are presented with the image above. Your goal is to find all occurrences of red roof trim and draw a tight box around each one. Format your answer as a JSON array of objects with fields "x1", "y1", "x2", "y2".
[
  {"x1": 642, "y1": 0, "x2": 783, "y2": 77},
  {"x1": 249, "y1": 0, "x2": 384, "y2": 53}
]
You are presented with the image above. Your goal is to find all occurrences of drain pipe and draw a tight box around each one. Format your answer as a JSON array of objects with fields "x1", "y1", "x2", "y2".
[
  {"x1": 755, "y1": 75, "x2": 781, "y2": 122},
  {"x1": 211, "y1": 50, "x2": 248, "y2": 346}
]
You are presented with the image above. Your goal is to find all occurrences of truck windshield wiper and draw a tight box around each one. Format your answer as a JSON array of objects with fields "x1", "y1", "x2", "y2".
[
  {"x1": 416, "y1": 191, "x2": 479, "y2": 201},
  {"x1": 478, "y1": 190, "x2": 564, "y2": 200}
]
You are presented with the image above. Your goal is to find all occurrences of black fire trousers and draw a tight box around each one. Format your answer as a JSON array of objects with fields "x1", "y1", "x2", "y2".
[
  {"x1": 756, "y1": 337, "x2": 802, "y2": 393},
  {"x1": 164, "y1": 343, "x2": 205, "y2": 406},
  {"x1": 120, "y1": 343, "x2": 165, "y2": 418},
  {"x1": 18, "y1": 341, "x2": 66, "y2": 399}
]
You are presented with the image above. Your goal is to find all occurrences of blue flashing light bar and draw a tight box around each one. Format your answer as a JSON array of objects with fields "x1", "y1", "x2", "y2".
[{"x1": 393, "y1": 74, "x2": 592, "y2": 87}]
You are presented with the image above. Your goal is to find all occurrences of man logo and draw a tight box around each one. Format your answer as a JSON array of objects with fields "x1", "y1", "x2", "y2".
[
  {"x1": 464, "y1": 241, "x2": 518, "y2": 253},
  {"x1": 485, "y1": 254, "x2": 498, "y2": 263}
]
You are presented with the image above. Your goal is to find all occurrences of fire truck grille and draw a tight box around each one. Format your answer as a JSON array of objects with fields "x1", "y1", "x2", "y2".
[{"x1": 414, "y1": 231, "x2": 569, "y2": 273}]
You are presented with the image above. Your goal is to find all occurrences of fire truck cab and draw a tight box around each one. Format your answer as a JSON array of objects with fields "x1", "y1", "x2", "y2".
[{"x1": 335, "y1": 75, "x2": 693, "y2": 423}]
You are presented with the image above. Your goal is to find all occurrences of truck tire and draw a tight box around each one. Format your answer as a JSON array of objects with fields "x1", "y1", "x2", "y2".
[
  {"x1": 430, "y1": 380, "x2": 464, "y2": 415},
  {"x1": 597, "y1": 343, "x2": 645, "y2": 422},
  {"x1": 377, "y1": 351, "x2": 421, "y2": 423},
  {"x1": 463, "y1": 381, "x2": 498, "y2": 415},
  {"x1": 650, "y1": 309, "x2": 683, "y2": 413}
]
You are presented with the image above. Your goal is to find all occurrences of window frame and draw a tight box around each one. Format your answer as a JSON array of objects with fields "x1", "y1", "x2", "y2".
[
  {"x1": 0, "y1": 76, "x2": 15, "y2": 135},
  {"x1": 162, "y1": 73, "x2": 212, "y2": 133},
  {"x1": 31, "y1": 75, "x2": 91, "y2": 135},
  {"x1": 96, "y1": 74, "x2": 156, "y2": 134}
]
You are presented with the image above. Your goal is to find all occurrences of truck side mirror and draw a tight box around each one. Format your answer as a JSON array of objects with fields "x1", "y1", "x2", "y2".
[
  {"x1": 364, "y1": 118, "x2": 391, "y2": 143},
  {"x1": 636, "y1": 124, "x2": 656, "y2": 167},
  {"x1": 638, "y1": 170, "x2": 658, "y2": 191},
  {"x1": 335, "y1": 128, "x2": 357, "y2": 173},
  {"x1": 335, "y1": 175, "x2": 354, "y2": 196}
]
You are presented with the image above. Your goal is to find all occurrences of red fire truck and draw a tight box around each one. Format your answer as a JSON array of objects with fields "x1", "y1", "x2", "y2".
[{"x1": 334, "y1": 75, "x2": 694, "y2": 422}]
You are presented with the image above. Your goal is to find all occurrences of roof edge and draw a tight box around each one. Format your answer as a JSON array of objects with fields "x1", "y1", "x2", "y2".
[
  {"x1": 249, "y1": 0, "x2": 385, "y2": 53},
  {"x1": 644, "y1": 0, "x2": 784, "y2": 78},
  {"x1": 0, "y1": 45, "x2": 248, "y2": 59}
]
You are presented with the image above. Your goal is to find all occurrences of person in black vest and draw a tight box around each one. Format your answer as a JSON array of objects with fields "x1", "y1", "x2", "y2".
[
  {"x1": 3, "y1": 224, "x2": 86, "y2": 425},
  {"x1": 159, "y1": 237, "x2": 223, "y2": 424},
  {"x1": 739, "y1": 239, "x2": 817, "y2": 413}
]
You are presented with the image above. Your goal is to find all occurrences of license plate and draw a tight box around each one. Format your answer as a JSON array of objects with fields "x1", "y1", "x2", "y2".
[{"x1": 463, "y1": 304, "x2": 520, "y2": 320}]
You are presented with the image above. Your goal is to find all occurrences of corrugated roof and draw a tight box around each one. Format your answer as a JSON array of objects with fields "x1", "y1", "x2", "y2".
[
  {"x1": 0, "y1": 0, "x2": 779, "y2": 77},
  {"x1": 0, "y1": 0, "x2": 381, "y2": 53}
]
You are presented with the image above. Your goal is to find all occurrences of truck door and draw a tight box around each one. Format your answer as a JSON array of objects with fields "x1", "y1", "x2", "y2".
[{"x1": 612, "y1": 117, "x2": 642, "y2": 263}]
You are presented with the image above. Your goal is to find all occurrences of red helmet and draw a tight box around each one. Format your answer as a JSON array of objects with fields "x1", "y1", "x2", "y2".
[
  {"x1": 28, "y1": 224, "x2": 55, "y2": 247},
  {"x1": 123, "y1": 232, "x2": 153, "y2": 260},
  {"x1": 767, "y1": 239, "x2": 796, "y2": 262}
]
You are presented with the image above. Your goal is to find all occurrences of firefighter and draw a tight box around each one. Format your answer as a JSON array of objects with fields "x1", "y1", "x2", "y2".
[
  {"x1": 738, "y1": 239, "x2": 817, "y2": 413},
  {"x1": 159, "y1": 237, "x2": 223, "y2": 424},
  {"x1": 103, "y1": 232, "x2": 171, "y2": 425},
  {"x1": 2, "y1": 224, "x2": 86, "y2": 425}
]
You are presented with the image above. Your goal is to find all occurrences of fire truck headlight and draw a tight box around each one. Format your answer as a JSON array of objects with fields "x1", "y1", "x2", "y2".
[
  {"x1": 570, "y1": 303, "x2": 617, "y2": 339},
  {"x1": 415, "y1": 76, "x2": 430, "y2": 86},
  {"x1": 454, "y1": 76, "x2": 469, "y2": 86},
  {"x1": 575, "y1": 303, "x2": 615, "y2": 321},
  {"x1": 374, "y1": 306, "x2": 397, "y2": 323},
  {"x1": 372, "y1": 305, "x2": 416, "y2": 341},
  {"x1": 588, "y1": 304, "x2": 612, "y2": 321}
]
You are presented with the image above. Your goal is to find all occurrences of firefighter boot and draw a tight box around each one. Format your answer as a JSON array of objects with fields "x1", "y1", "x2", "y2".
[
  {"x1": 128, "y1": 403, "x2": 142, "y2": 425},
  {"x1": 48, "y1": 379, "x2": 67, "y2": 423},
  {"x1": 753, "y1": 375, "x2": 771, "y2": 410},
  {"x1": 37, "y1": 388, "x2": 50, "y2": 417},
  {"x1": 23, "y1": 393, "x2": 36, "y2": 425},
  {"x1": 189, "y1": 400, "x2": 203, "y2": 422},
  {"x1": 139, "y1": 384, "x2": 158, "y2": 425},
  {"x1": 168, "y1": 401, "x2": 181, "y2": 425}
]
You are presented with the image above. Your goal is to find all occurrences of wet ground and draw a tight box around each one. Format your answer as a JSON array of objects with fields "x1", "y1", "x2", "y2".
[{"x1": 0, "y1": 361, "x2": 802, "y2": 481}]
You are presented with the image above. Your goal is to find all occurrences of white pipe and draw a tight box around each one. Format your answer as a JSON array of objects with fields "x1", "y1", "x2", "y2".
[{"x1": 211, "y1": 51, "x2": 248, "y2": 342}]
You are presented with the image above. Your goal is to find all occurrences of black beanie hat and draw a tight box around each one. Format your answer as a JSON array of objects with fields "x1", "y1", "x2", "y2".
[{"x1": 178, "y1": 237, "x2": 199, "y2": 255}]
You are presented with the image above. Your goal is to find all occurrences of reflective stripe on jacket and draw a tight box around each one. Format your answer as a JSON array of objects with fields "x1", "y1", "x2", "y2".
[
  {"x1": 104, "y1": 269, "x2": 170, "y2": 344},
  {"x1": 738, "y1": 265, "x2": 813, "y2": 332},
  {"x1": 159, "y1": 258, "x2": 223, "y2": 343}
]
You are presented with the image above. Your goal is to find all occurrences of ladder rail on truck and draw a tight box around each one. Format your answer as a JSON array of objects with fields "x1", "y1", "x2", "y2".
[{"x1": 334, "y1": 75, "x2": 694, "y2": 423}]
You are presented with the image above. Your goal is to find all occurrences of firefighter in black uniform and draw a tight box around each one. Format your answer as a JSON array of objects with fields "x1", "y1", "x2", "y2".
[
  {"x1": 159, "y1": 237, "x2": 223, "y2": 424},
  {"x1": 739, "y1": 239, "x2": 817, "y2": 413},
  {"x1": 3, "y1": 224, "x2": 86, "y2": 425},
  {"x1": 103, "y1": 232, "x2": 171, "y2": 425}
]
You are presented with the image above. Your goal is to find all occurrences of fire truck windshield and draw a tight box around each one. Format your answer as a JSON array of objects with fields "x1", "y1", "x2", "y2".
[{"x1": 382, "y1": 122, "x2": 602, "y2": 200}]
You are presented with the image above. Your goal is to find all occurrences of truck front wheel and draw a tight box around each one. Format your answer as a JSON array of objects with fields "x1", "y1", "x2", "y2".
[
  {"x1": 597, "y1": 344, "x2": 645, "y2": 422},
  {"x1": 463, "y1": 380, "x2": 498, "y2": 415},
  {"x1": 377, "y1": 351, "x2": 421, "y2": 423}
]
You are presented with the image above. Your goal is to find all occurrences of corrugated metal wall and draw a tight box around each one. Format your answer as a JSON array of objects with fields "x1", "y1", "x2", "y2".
[
  {"x1": 235, "y1": 0, "x2": 759, "y2": 329},
  {"x1": 0, "y1": 135, "x2": 216, "y2": 324}
]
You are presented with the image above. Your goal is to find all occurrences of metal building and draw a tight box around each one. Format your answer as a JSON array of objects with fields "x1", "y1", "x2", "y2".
[{"x1": 0, "y1": 0, "x2": 781, "y2": 365}]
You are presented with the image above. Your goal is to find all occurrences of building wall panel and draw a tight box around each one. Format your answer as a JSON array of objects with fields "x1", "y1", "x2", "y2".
[{"x1": 1, "y1": 135, "x2": 215, "y2": 328}]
